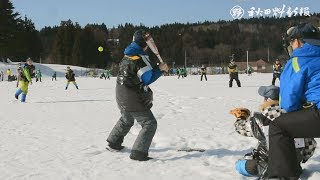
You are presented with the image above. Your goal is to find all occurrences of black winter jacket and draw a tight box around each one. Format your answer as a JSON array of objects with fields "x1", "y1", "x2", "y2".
[
  {"x1": 65, "y1": 70, "x2": 75, "y2": 81},
  {"x1": 116, "y1": 56, "x2": 153, "y2": 112},
  {"x1": 228, "y1": 63, "x2": 239, "y2": 79}
]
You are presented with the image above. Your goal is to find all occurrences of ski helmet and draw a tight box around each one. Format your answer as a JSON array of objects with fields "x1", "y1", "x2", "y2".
[
  {"x1": 286, "y1": 23, "x2": 320, "y2": 45},
  {"x1": 133, "y1": 29, "x2": 148, "y2": 48},
  {"x1": 283, "y1": 23, "x2": 320, "y2": 56}
]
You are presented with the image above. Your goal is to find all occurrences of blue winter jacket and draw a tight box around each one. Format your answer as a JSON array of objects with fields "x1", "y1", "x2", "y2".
[
  {"x1": 280, "y1": 43, "x2": 320, "y2": 112},
  {"x1": 124, "y1": 42, "x2": 162, "y2": 85}
]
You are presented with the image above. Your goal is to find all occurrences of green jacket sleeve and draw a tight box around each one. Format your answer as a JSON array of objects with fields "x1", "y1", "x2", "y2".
[{"x1": 23, "y1": 67, "x2": 32, "y2": 82}]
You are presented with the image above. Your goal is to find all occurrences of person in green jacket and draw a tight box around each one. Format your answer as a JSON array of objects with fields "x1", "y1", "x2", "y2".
[
  {"x1": 15, "y1": 58, "x2": 34, "y2": 102},
  {"x1": 105, "y1": 69, "x2": 110, "y2": 80},
  {"x1": 177, "y1": 67, "x2": 185, "y2": 79},
  {"x1": 181, "y1": 67, "x2": 187, "y2": 78},
  {"x1": 247, "y1": 65, "x2": 253, "y2": 76},
  {"x1": 35, "y1": 69, "x2": 42, "y2": 82}
]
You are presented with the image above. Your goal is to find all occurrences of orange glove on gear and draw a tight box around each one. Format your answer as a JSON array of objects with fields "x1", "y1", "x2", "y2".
[{"x1": 229, "y1": 108, "x2": 251, "y2": 119}]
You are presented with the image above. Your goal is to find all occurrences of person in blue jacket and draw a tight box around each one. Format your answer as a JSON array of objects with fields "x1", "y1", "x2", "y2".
[
  {"x1": 267, "y1": 23, "x2": 320, "y2": 179},
  {"x1": 106, "y1": 29, "x2": 169, "y2": 161}
]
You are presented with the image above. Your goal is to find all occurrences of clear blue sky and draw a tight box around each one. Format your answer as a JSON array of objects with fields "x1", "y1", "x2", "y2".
[{"x1": 11, "y1": 0, "x2": 320, "y2": 30}]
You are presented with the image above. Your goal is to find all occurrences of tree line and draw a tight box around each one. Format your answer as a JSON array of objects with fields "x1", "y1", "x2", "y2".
[{"x1": 1, "y1": 0, "x2": 320, "y2": 70}]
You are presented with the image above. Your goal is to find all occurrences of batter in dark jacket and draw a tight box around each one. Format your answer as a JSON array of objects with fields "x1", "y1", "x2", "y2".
[
  {"x1": 271, "y1": 59, "x2": 283, "y2": 85},
  {"x1": 200, "y1": 65, "x2": 207, "y2": 81},
  {"x1": 65, "y1": 67, "x2": 78, "y2": 90},
  {"x1": 228, "y1": 60, "x2": 241, "y2": 87},
  {"x1": 107, "y1": 29, "x2": 168, "y2": 161}
]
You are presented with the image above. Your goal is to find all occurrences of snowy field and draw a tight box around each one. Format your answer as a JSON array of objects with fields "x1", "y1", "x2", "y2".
[{"x1": 0, "y1": 64, "x2": 320, "y2": 180}]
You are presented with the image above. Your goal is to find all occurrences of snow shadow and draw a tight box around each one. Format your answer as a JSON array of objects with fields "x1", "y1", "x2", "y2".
[
  {"x1": 153, "y1": 147, "x2": 252, "y2": 161},
  {"x1": 33, "y1": 99, "x2": 111, "y2": 104}
]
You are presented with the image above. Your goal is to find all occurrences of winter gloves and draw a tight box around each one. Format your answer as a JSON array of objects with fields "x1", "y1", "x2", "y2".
[{"x1": 230, "y1": 108, "x2": 251, "y2": 119}]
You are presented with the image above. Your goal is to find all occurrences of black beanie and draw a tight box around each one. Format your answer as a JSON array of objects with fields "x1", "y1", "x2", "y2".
[{"x1": 133, "y1": 29, "x2": 148, "y2": 48}]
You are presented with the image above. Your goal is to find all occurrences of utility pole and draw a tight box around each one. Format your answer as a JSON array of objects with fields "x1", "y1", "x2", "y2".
[
  {"x1": 246, "y1": 50, "x2": 249, "y2": 70},
  {"x1": 267, "y1": 47, "x2": 270, "y2": 62},
  {"x1": 184, "y1": 50, "x2": 187, "y2": 68}
]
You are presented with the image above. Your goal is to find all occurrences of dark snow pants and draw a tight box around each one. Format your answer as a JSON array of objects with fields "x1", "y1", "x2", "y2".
[
  {"x1": 201, "y1": 73, "x2": 207, "y2": 81},
  {"x1": 229, "y1": 73, "x2": 241, "y2": 87},
  {"x1": 229, "y1": 78, "x2": 241, "y2": 87},
  {"x1": 107, "y1": 109, "x2": 157, "y2": 154},
  {"x1": 268, "y1": 107, "x2": 320, "y2": 177},
  {"x1": 272, "y1": 73, "x2": 280, "y2": 85}
]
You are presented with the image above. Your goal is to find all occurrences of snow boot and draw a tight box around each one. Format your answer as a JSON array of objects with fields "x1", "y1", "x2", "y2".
[
  {"x1": 237, "y1": 80, "x2": 241, "y2": 87},
  {"x1": 235, "y1": 159, "x2": 256, "y2": 177},
  {"x1": 106, "y1": 143, "x2": 125, "y2": 152},
  {"x1": 130, "y1": 150, "x2": 153, "y2": 161}
]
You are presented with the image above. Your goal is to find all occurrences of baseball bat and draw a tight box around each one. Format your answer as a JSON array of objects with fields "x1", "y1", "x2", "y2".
[{"x1": 145, "y1": 33, "x2": 164, "y2": 63}]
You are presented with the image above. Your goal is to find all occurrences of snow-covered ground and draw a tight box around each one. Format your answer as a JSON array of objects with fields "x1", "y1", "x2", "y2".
[{"x1": 0, "y1": 64, "x2": 319, "y2": 180}]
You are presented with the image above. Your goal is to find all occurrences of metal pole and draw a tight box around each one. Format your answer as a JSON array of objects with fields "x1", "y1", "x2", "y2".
[
  {"x1": 246, "y1": 50, "x2": 249, "y2": 71},
  {"x1": 184, "y1": 50, "x2": 187, "y2": 67},
  {"x1": 267, "y1": 47, "x2": 270, "y2": 62}
]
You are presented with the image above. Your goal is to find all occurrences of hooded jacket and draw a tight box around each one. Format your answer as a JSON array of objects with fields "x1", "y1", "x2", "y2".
[
  {"x1": 19, "y1": 63, "x2": 33, "y2": 82},
  {"x1": 65, "y1": 69, "x2": 75, "y2": 81},
  {"x1": 280, "y1": 43, "x2": 320, "y2": 112},
  {"x1": 116, "y1": 42, "x2": 163, "y2": 112}
]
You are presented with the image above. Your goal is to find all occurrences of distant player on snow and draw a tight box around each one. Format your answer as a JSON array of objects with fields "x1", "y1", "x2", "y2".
[
  {"x1": 65, "y1": 67, "x2": 79, "y2": 90},
  {"x1": 14, "y1": 58, "x2": 35, "y2": 102},
  {"x1": 200, "y1": 65, "x2": 207, "y2": 81},
  {"x1": 100, "y1": 68, "x2": 110, "y2": 80},
  {"x1": 52, "y1": 72, "x2": 57, "y2": 81},
  {"x1": 247, "y1": 65, "x2": 253, "y2": 76},
  {"x1": 271, "y1": 59, "x2": 283, "y2": 85},
  {"x1": 177, "y1": 67, "x2": 183, "y2": 79},
  {"x1": 105, "y1": 68, "x2": 110, "y2": 80},
  {"x1": 228, "y1": 59, "x2": 241, "y2": 87},
  {"x1": 35, "y1": 69, "x2": 42, "y2": 82}
]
